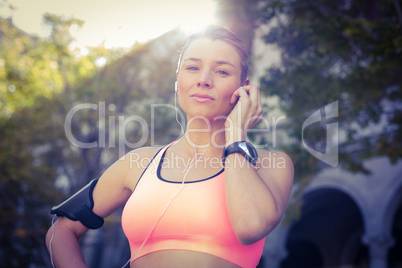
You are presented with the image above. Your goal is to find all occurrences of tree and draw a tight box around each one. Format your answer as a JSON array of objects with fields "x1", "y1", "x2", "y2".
[
  {"x1": 215, "y1": 0, "x2": 260, "y2": 76},
  {"x1": 0, "y1": 11, "x2": 187, "y2": 265},
  {"x1": 0, "y1": 15, "x2": 68, "y2": 267},
  {"x1": 0, "y1": 13, "x2": 118, "y2": 266},
  {"x1": 256, "y1": 0, "x2": 402, "y2": 178}
]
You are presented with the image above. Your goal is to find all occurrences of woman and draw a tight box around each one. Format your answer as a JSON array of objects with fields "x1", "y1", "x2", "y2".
[{"x1": 46, "y1": 25, "x2": 294, "y2": 268}]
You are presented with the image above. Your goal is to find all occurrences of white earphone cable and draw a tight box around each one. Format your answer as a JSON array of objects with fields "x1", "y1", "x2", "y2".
[
  {"x1": 49, "y1": 214, "x2": 57, "y2": 268},
  {"x1": 50, "y1": 82, "x2": 203, "y2": 268},
  {"x1": 174, "y1": 82, "x2": 185, "y2": 136},
  {"x1": 120, "y1": 141, "x2": 210, "y2": 268}
]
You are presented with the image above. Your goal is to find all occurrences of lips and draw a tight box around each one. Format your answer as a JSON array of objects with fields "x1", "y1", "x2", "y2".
[{"x1": 190, "y1": 93, "x2": 215, "y2": 100}]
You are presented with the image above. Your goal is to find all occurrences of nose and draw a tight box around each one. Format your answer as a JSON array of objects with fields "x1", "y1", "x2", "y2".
[{"x1": 197, "y1": 71, "x2": 213, "y2": 89}]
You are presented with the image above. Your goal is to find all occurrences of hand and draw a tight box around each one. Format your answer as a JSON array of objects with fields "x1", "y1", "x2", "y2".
[{"x1": 225, "y1": 85, "x2": 262, "y2": 144}]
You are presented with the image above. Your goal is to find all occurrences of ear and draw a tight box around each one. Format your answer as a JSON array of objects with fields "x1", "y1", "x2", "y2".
[{"x1": 244, "y1": 77, "x2": 250, "y2": 86}]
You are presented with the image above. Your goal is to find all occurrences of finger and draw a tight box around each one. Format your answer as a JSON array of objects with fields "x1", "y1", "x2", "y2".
[
  {"x1": 230, "y1": 88, "x2": 241, "y2": 104},
  {"x1": 247, "y1": 86, "x2": 258, "y2": 103},
  {"x1": 246, "y1": 114, "x2": 263, "y2": 130},
  {"x1": 253, "y1": 86, "x2": 262, "y2": 115},
  {"x1": 231, "y1": 86, "x2": 250, "y2": 104},
  {"x1": 237, "y1": 86, "x2": 250, "y2": 103},
  {"x1": 245, "y1": 86, "x2": 261, "y2": 113},
  {"x1": 243, "y1": 85, "x2": 260, "y2": 100},
  {"x1": 242, "y1": 85, "x2": 254, "y2": 94},
  {"x1": 255, "y1": 114, "x2": 263, "y2": 125}
]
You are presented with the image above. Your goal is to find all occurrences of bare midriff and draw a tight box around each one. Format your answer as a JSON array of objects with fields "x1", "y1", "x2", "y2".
[{"x1": 130, "y1": 250, "x2": 241, "y2": 268}]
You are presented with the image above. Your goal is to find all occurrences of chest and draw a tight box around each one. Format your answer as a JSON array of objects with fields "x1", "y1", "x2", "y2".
[{"x1": 122, "y1": 170, "x2": 232, "y2": 243}]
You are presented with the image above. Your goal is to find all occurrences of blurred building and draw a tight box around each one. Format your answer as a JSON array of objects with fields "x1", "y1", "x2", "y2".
[{"x1": 263, "y1": 157, "x2": 402, "y2": 268}]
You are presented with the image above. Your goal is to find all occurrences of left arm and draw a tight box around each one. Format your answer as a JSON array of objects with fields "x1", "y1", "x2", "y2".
[
  {"x1": 224, "y1": 85, "x2": 294, "y2": 245},
  {"x1": 224, "y1": 150, "x2": 294, "y2": 245}
]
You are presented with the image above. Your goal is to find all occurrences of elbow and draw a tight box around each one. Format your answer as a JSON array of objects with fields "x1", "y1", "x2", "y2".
[
  {"x1": 233, "y1": 211, "x2": 282, "y2": 245},
  {"x1": 45, "y1": 226, "x2": 54, "y2": 251}
]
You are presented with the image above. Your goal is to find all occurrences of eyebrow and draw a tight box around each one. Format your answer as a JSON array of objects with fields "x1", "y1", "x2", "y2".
[{"x1": 183, "y1": 57, "x2": 236, "y2": 68}]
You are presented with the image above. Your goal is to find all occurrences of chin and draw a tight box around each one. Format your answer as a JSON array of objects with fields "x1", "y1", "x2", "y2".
[{"x1": 182, "y1": 103, "x2": 232, "y2": 121}]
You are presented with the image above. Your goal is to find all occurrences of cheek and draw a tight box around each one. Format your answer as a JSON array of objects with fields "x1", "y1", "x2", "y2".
[
  {"x1": 221, "y1": 92, "x2": 233, "y2": 106},
  {"x1": 177, "y1": 75, "x2": 193, "y2": 93},
  {"x1": 219, "y1": 88, "x2": 237, "y2": 113},
  {"x1": 219, "y1": 83, "x2": 238, "y2": 102}
]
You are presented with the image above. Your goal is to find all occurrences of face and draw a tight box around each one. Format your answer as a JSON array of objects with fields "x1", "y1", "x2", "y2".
[{"x1": 176, "y1": 38, "x2": 243, "y2": 120}]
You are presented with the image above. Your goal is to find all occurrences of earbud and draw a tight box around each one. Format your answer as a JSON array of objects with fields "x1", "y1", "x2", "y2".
[{"x1": 175, "y1": 81, "x2": 177, "y2": 92}]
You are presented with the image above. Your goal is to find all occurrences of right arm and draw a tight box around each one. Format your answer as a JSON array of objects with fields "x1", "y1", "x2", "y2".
[{"x1": 45, "y1": 147, "x2": 160, "y2": 267}]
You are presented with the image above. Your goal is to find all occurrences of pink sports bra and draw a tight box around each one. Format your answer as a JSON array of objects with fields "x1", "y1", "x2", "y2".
[{"x1": 121, "y1": 143, "x2": 265, "y2": 268}]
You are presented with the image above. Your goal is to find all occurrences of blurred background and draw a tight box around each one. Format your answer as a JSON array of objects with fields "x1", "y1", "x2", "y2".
[{"x1": 0, "y1": 0, "x2": 401, "y2": 267}]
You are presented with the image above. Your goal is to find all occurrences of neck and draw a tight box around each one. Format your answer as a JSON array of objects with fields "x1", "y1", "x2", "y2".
[{"x1": 178, "y1": 116, "x2": 227, "y2": 156}]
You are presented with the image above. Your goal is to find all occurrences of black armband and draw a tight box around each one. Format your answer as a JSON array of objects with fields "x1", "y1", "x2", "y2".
[{"x1": 50, "y1": 179, "x2": 104, "y2": 229}]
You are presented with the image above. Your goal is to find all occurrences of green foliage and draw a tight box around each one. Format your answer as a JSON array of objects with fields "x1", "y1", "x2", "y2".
[
  {"x1": 257, "y1": 0, "x2": 402, "y2": 176},
  {"x1": 1, "y1": 19, "x2": 56, "y2": 115},
  {"x1": 0, "y1": 14, "x2": 87, "y2": 267},
  {"x1": 0, "y1": 10, "x2": 186, "y2": 265},
  {"x1": 0, "y1": 97, "x2": 66, "y2": 266}
]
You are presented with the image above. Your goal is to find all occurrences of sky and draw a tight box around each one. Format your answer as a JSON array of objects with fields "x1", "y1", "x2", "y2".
[{"x1": 0, "y1": 0, "x2": 218, "y2": 53}]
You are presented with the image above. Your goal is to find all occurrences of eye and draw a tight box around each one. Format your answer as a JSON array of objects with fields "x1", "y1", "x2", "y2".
[
  {"x1": 186, "y1": 66, "x2": 199, "y2": 71},
  {"x1": 217, "y1": 70, "x2": 229, "y2": 75}
]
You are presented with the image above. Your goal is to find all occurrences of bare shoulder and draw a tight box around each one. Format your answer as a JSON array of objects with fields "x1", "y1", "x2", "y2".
[
  {"x1": 49, "y1": 147, "x2": 164, "y2": 232},
  {"x1": 125, "y1": 146, "x2": 163, "y2": 161},
  {"x1": 99, "y1": 146, "x2": 163, "y2": 190},
  {"x1": 92, "y1": 146, "x2": 162, "y2": 218},
  {"x1": 120, "y1": 146, "x2": 163, "y2": 189}
]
